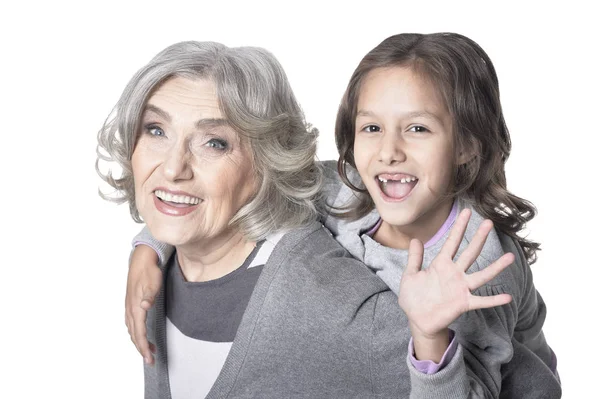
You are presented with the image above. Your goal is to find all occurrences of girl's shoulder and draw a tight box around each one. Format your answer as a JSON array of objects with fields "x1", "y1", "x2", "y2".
[{"x1": 319, "y1": 160, "x2": 347, "y2": 205}]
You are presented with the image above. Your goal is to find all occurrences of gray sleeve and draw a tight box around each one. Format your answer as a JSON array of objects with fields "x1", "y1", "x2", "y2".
[
  {"x1": 368, "y1": 290, "x2": 500, "y2": 398},
  {"x1": 405, "y1": 236, "x2": 560, "y2": 399},
  {"x1": 370, "y1": 272, "x2": 518, "y2": 397},
  {"x1": 505, "y1": 235, "x2": 556, "y2": 372},
  {"x1": 406, "y1": 284, "x2": 514, "y2": 398},
  {"x1": 407, "y1": 343, "x2": 471, "y2": 398},
  {"x1": 497, "y1": 235, "x2": 562, "y2": 398},
  {"x1": 131, "y1": 225, "x2": 175, "y2": 266}
]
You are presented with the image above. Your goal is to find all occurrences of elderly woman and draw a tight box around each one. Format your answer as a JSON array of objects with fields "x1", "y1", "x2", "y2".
[
  {"x1": 97, "y1": 41, "x2": 406, "y2": 398},
  {"x1": 98, "y1": 40, "x2": 551, "y2": 399}
]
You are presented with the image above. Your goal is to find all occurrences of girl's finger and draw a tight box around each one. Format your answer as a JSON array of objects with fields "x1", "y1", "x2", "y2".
[
  {"x1": 141, "y1": 285, "x2": 157, "y2": 311},
  {"x1": 466, "y1": 252, "x2": 514, "y2": 290},
  {"x1": 457, "y1": 219, "x2": 494, "y2": 272},
  {"x1": 128, "y1": 315, "x2": 144, "y2": 358},
  {"x1": 406, "y1": 238, "x2": 425, "y2": 275},
  {"x1": 133, "y1": 307, "x2": 153, "y2": 364},
  {"x1": 439, "y1": 208, "x2": 471, "y2": 260},
  {"x1": 468, "y1": 292, "x2": 512, "y2": 311},
  {"x1": 125, "y1": 311, "x2": 131, "y2": 333}
]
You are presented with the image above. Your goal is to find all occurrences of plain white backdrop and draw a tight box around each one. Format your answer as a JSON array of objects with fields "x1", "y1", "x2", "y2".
[{"x1": 1, "y1": 0, "x2": 597, "y2": 397}]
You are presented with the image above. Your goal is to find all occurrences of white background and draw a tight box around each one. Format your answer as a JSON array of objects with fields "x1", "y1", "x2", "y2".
[{"x1": 1, "y1": 0, "x2": 597, "y2": 397}]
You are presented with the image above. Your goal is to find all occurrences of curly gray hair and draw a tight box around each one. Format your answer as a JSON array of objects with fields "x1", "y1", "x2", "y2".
[{"x1": 96, "y1": 41, "x2": 322, "y2": 241}]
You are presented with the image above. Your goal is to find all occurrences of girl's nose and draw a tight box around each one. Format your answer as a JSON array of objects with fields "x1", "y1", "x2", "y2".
[{"x1": 378, "y1": 132, "x2": 407, "y2": 165}]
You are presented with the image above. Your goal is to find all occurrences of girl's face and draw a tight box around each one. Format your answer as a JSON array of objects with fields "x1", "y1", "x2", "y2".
[{"x1": 353, "y1": 66, "x2": 457, "y2": 246}]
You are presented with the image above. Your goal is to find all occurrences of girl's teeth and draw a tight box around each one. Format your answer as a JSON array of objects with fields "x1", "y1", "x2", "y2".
[{"x1": 378, "y1": 176, "x2": 417, "y2": 183}]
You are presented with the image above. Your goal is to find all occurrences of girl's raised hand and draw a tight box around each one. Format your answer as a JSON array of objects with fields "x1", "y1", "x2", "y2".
[{"x1": 397, "y1": 209, "x2": 514, "y2": 358}]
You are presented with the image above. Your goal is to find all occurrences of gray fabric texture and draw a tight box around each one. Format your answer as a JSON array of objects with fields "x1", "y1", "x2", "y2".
[
  {"x1": 146, "y1": 222, "x2": 413, "y2": 398},
  {"x1": 134, "y1": 160, "x2": 561, "y2": 398}
]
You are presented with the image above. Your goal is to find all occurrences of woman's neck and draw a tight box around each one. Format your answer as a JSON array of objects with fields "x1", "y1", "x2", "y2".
[
  {"x1": 175, "y1": 231, "x2": 257, "y2": 282},
  {"x1": 374, "y1": 199, "x2": 455, "y2": 250}
]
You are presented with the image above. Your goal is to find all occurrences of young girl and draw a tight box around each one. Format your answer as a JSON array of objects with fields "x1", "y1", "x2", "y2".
[{"x1": 126, "y1": 33, "x2": 560, "y2": 397}]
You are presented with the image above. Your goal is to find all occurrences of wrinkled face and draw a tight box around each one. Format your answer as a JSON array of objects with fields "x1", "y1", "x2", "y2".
[
  {"x1": 353, "y1": 66, "x2": 457, "y2": 241},
  {"x1": 132, "y1": 77, "x2": 258, "y2": 247}
]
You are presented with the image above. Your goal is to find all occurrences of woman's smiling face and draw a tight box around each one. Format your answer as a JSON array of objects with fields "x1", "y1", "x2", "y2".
[
  {"x1": 132, "y1": 76, "x2": 258, "y2": 247},
  {"x1": 353, "y1": 66, "x2": 457, "y2": 244}
]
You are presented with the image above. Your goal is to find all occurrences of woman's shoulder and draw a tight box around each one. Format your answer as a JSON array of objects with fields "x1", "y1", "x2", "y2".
[{"x1": 270, "y1": 221, "x2": 389, "y2": 292}]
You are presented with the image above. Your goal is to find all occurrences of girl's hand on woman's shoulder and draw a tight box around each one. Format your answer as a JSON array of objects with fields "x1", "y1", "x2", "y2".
[
  {"x1": 125, "y1": 245, "x2": 163, "y2": 365},
  {"x1": 397, "y1": 209, "x2": 514, "y2": 360}
]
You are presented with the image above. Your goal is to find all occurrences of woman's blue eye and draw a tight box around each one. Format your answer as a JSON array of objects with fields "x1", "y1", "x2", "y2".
[
  {"x1": 206, "y1": 138, "x2": 228, "y2": 150},
  {"x1": 146, "y1": 125, "x2": 165, "y2": 136},
  {"x1": 362, "y1": 125, "x2": 381, "y2": 133}
]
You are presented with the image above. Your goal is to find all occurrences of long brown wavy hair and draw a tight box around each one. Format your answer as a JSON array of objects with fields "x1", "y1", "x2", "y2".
[{"x1": 334, "y1": 32, "x2": 540, "y2": 264}]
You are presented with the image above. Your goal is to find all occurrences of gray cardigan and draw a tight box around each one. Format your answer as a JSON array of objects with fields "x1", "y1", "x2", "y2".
[{"x1": 144, "y1": 221, "x2": 485, "y2": 398}]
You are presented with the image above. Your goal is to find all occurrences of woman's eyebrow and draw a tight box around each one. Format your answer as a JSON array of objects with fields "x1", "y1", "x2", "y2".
[
  {"x1": 143, "y1": 104, "x2": 171, "y2": 121},
  {"x1": 195, "y1": 118, "x2": 228, "y2": 129},
  {"x1": 143, "y1": 104, "x2": 227, "y2": 128}
]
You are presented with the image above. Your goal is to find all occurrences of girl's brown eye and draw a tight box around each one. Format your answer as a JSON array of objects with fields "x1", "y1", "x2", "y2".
[
  {"x1": 408, "y1": 125, "x2": 429, "y2": 133},
  {"x1": 363, "y1": 125, "x2": 381, "y2": 133}
]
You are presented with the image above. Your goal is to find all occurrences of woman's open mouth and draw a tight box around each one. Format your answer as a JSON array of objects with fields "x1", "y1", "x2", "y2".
[{"x1": 153, "y1": 190, "x2": 202, "y2": 216}]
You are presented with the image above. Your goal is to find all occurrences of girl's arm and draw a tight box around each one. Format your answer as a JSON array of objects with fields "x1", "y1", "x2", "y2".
[
  {"x1": 390, "y1": 210, "x2": 560, "y2": 398},
  {"x1": 397, "y1": 209, "x2": 514, "y2": 397},
  {"x1": 125, "y1": 226, "x2": 174, "y2": 365},
  {"x1": 131, "y1": 226, "x2": 175, "y2": 266},
  {"x1": 398, "y1": 210, "x2": 513, "y2": 363}
]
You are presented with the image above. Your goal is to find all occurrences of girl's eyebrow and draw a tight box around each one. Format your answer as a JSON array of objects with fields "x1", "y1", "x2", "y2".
[
  {"x1": 404, "y1": 111, "x2": 443, "y2": 124},
  {"x1": 356, "y1": 109, "x2": 442, "y2": 124},
  {"x1": 143, "y1": 104, "x2": 228, "y2": 129},
  {"x1": 356, "y1": 110, "x2": 375, "y2": 117}
]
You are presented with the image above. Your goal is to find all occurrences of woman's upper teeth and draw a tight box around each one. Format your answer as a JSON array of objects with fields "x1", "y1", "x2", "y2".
[{"x1": 155, "y1": 190, "x2": 201, "y2": 205}]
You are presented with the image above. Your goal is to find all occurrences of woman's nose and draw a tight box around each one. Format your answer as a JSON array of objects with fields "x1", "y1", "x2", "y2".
[{"x1": 163, "y1": 141, "x2": 193, "y2": 181}]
